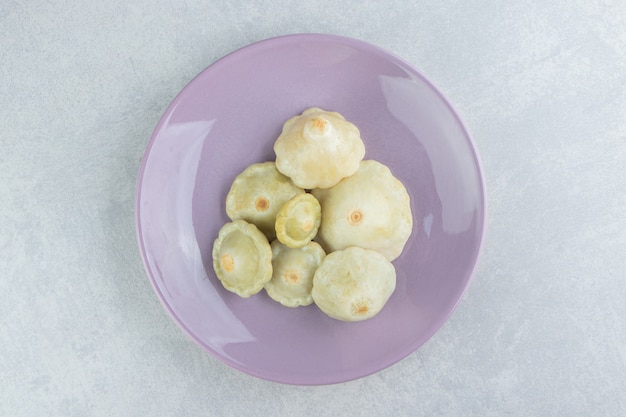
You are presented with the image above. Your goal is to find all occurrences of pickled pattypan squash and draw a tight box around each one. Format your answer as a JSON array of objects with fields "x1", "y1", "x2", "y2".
[
  {"x1": 265, "y1": 241, "x2": 326, "y2": 307},
  {"x1": 274, "y1": 107, "x2": 365, "y2": 189},
  {"x1": 313, "y1": 160, "x2": 412, "y2": 261},
  {"x1": 312, "y1": 247, "x2": 396, "y2": 321},
  {"x1": 226, "y1": 162, "x2": 304, "y2": 239},
  {"x1": 212, "y1": 220, "x2": 273, "y2": 297}
]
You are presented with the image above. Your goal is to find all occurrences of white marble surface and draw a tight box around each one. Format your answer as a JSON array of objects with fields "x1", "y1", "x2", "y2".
[{"x1": 1, "y1": 1, "x2": 625, "y2": 415}]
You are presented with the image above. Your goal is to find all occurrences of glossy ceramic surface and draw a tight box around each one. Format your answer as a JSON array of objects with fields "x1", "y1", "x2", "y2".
[{"x1": 135, "y1": 34, "x2": 486, "y2": 385}]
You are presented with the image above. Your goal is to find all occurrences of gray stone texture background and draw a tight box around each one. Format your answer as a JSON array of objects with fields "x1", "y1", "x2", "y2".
[{"x1": 1, "y1": 1, "x2": 624, "y2": 416}]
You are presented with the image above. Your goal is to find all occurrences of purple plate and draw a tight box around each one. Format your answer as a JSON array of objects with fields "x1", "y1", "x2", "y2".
[{"x1": 135, "y1": 34, "x2": 486, "y2": 385}]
